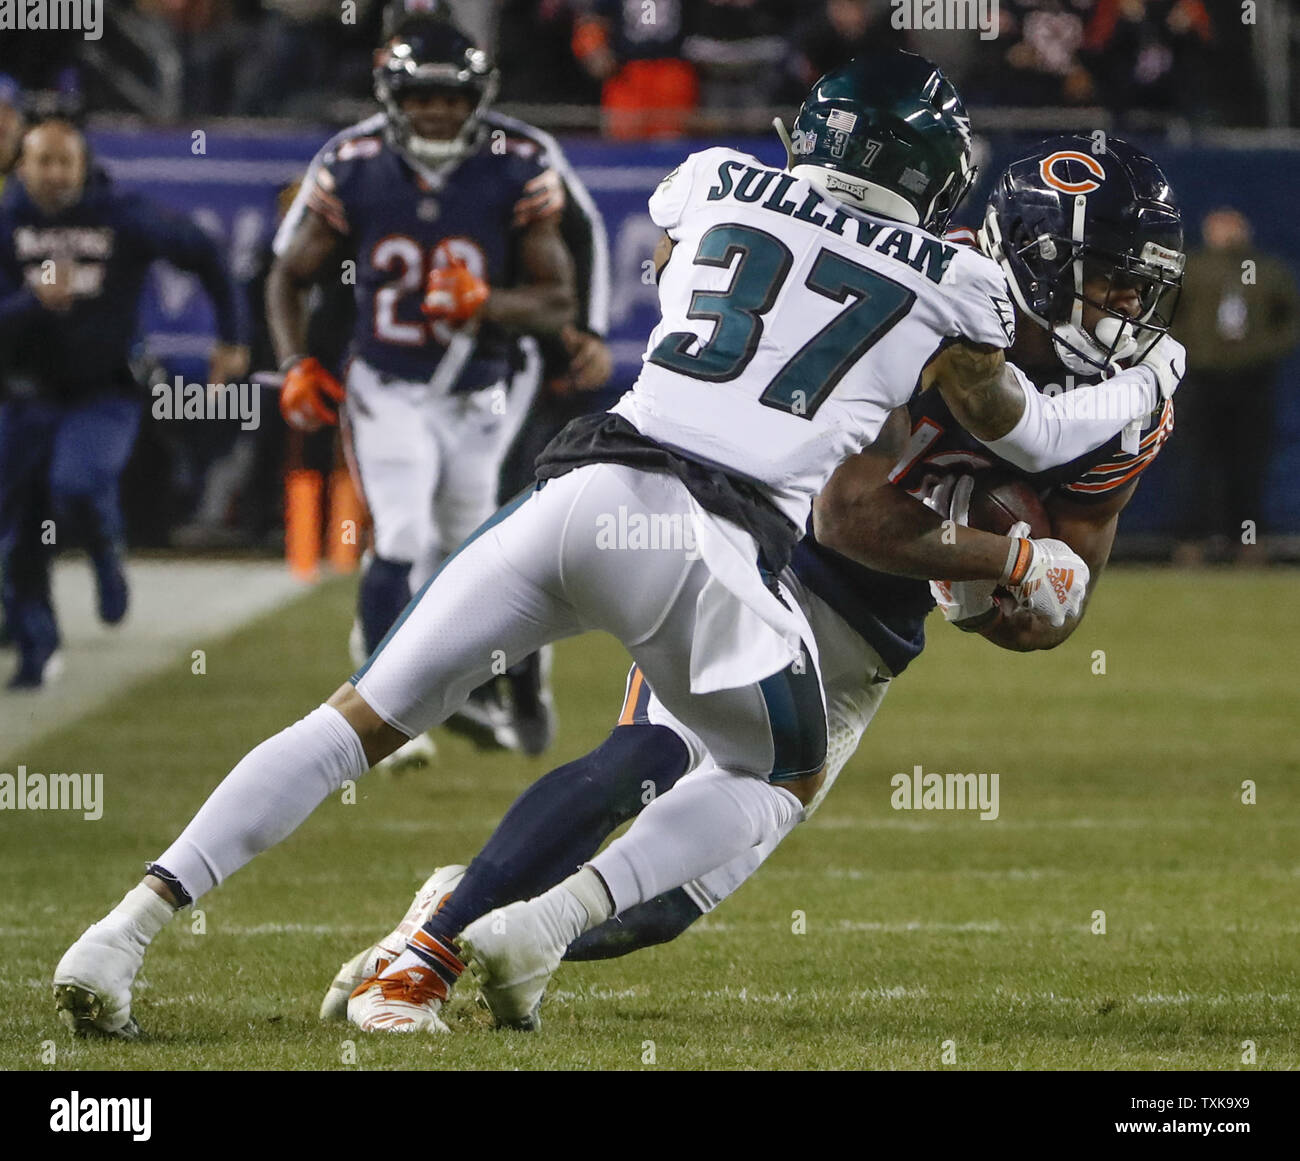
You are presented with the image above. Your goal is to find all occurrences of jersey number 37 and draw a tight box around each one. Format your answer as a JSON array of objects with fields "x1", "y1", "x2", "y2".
[{"x1": 648, "y1": 223, "x2": 915, "y2": 419}]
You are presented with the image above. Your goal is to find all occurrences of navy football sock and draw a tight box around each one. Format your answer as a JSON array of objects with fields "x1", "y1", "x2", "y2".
[
  {"x1": 422, "y1": 724, "x2": 690, "y2": 945},
  {"x1": 564, "y1": 887, "x2": 704, "y2": 961},
  {"x1": 358, "y1": 556, "x2": 412, "y2": 655}
]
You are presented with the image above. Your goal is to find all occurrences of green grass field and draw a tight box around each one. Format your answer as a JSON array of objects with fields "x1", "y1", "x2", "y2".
[{"x1": 2, "y1": 568, "x2": 1296, "y2": 1071}]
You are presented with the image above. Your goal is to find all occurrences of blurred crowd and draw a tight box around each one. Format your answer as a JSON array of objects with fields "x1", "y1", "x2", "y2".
[{"x1": 0, "y1": 0, "x2": 1285, "y2": 130}]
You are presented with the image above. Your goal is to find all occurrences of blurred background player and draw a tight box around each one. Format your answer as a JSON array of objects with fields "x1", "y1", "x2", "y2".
[
  {"x1": 267, "y1": 14, "x2": 578, "y2": 765},
  {"x1": 273, "y1": 4, "x2": 609, "y2": 758},
  {"x1": 1172, "y1": 206, "x2": 1300, "y2": 565},
  {"x1": 319, "y1": 136, "x2": 1189, "y2": 1029},
  {"x1": 0, "y1": 117, "x2": 247, "y2": 689}
]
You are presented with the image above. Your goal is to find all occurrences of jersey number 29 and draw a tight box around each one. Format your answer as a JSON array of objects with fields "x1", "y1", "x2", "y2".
[{"x1": 648, "y1": 223, "x2": 916, "y2": 419}]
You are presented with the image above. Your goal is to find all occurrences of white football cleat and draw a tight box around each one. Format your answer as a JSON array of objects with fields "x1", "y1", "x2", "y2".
[
  {"x1": 347, "y1": 963, "x2": 451, "y2": 1033},
  {"x1": 376, "y1": 731, "x2": 437, "y2": 773},
  {"x1": 459, "y1": 901, "x2": 567, "y2": 1031},
  {"x1": 53, "y1": 917, "x2": 149, "y2": 1038},
  {"x1": 321, "y1": 864, "x2": 465, "y2": 1021}
]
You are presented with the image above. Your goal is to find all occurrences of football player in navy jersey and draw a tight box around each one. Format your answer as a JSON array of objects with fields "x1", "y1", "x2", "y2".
[
  {"x1": 266, "y1": 15, "x2": 579, "y2": 764},
  {"x1": 312, "y1": 136, "x2": 1189, "y2": 1028}
]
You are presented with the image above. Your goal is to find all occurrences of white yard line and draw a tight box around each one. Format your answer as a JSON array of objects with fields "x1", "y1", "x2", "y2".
[{"x1": 0, "y1": 558, "x2": 309, "y2": 759}]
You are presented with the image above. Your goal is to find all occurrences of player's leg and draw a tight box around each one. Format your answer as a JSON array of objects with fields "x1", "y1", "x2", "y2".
[
  {"x1": 48, "y1": 392, "x2": 142, "y2": 626},
  {"x1": 416, "y1": 384, "x2": 520, "y2": 750},
  {"x1": 0, "y1": 400, "x2": 61, "y2": 687},
  {"x1": 419, "y1": 346, "x2": 542, "y2": 587},
  {"x1": 324, "y1": 660, "x2": 702, "y2": 1017},
  {"x1": 346, "y1": 467, "x2": 751, "y2": 1029},
  {"x1": 53, "y1": 476, "x2": 589, "y2": 1036},
  {"x1": 344, "y1": 365, "x2": 445, "y2": 766},
  {"x1": 458, "y1": 489, "x2": 830, "y2": 1024},
  {"x1": 342, "y1": 588, "x2": 885, "y2": 994},
  {"x1": 571, "y1": 588, "x2": 892, "y2": 958},
  {"x1": 490, "y1": 347, "x2": 561, "y2": 753},
  {"x1": 322, "y1": 712, "x2": 693, "y2": 1019},
  {"x1": 426, "y1": 361, "x2": 556, "y2": 754},
  {"x1": 345, "y1": 362, "x2": 440, "y2": 657}
]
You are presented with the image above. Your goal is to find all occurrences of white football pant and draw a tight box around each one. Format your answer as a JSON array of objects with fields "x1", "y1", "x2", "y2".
[
  {"x1": 614, "y1": 572, "x2": 893, "y2": 913},
  {"x1": 354, "y1": 462, "x2": 828, "y2": 784},
  {"x1": 343, "y1": 343, "x2": 540, "y2": 589}
]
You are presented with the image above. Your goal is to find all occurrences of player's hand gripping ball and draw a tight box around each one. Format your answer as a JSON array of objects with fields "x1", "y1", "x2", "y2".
[
  {"x1": 279, "y1": 356, "x2": 345, "y2": 432},
  {"x1": 421, "y1": 258, "x2": 490, "y2": 325}
]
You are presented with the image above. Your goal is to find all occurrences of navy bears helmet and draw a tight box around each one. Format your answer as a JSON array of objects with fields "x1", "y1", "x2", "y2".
[
  {"x1": 373, "y1": 15, "x2": 498, "y2": 166},
  {"x1": 777, "y1": 50, "x2": 976, "y2": 234},
  {"x1": 979, "y1": 135, "x2": 1185, "y2": 375}
]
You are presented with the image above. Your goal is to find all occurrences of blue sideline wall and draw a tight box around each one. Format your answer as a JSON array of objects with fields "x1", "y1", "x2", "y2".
[{"x1": 87, "y1": 128, "x2": 1300, "y2": 535}]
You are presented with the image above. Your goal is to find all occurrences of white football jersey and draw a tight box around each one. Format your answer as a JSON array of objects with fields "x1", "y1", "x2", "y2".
[{"x1": 612, "y1": 147, "x2": 1016, "y2": 526}]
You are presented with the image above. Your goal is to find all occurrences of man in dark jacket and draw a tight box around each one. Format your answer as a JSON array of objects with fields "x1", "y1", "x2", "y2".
[
  {"x1": 0, "y1": 118, "x2": 248, "y2": 687},
  {"x1": 1173, "y1": 207, "x2": 1300, "y2": 563}
]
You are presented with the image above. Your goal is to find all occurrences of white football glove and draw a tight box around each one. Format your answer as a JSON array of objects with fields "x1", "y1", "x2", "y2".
[
  {"x1": 1135, "y1": 333, "x2": 1186, "y2": 401},
  {"x1": 918, "y1": 474, "x2": 1001, "y2": 630},
  {"x1": 1003, "y1": 520, "x2": 1090, "y2": 628}
]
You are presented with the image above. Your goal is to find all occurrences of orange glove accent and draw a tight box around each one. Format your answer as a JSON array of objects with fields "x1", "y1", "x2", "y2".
[
  {"x1": 421, "y1": 258, "x2": 490, "y2": 325},
  {"x1": 280, "y1": 357, "x2": 345, "y2": 432}
]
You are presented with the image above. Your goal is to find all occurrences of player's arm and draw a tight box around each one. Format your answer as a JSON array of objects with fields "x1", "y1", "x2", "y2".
[
  {"x1": 266, "y1": 207, "x2": 344, "y2": 366},
  {"x1": 138, "y1": 199, "x2": 250, "y2": 381},
  {"x1": 814, "y1": 407, "x2": 1025, "y2": 583},
  {"x1": 266, "y1": 207, "x2": 348, "y2": 431},
  {"x1": 924, "y1": 338, "x2": 1184, "y2": 473},
  {"x1": 478, "y1": 214, "x2": 576, "y2": 336},
  {"x1": 977, "y1": 483, "x2": 1134, "y2": 652},
  {"x1": 516, "y1": 159, "x2": 613, "y2": 391}
]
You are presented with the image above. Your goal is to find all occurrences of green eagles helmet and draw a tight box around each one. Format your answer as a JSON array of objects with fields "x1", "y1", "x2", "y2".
[{"x1": 782, "y1": 51, "x2": 975, "y2": 234}]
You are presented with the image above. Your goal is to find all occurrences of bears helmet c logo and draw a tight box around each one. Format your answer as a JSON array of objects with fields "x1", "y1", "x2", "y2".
[{"x1": 1039, "y1": 151, "x2": 1105, "y2": 195}]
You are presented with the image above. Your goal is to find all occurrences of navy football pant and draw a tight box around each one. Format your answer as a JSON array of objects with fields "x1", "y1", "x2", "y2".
[{"x1": 0, "y1": 394, "x2": 142, "y2": 656}]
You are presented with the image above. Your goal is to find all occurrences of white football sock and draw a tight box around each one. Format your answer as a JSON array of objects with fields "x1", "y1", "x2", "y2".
[
  {"x1": 522, "y1": 865, "x2": 614, "y2": 949},
  {"x1": 106, "y1": 883, "x2": 176, "y2": 940},
  {"x1": 589, "y1": 766, "x2": 802, "y2": 917},
  {"x1": 152, "y1": 705, "x2": 368, "y2": 902}
]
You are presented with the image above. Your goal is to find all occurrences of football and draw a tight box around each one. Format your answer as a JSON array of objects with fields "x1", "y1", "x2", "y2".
[{"x1": 967, "y1": 471, "x2": 1052, "y2": 539}]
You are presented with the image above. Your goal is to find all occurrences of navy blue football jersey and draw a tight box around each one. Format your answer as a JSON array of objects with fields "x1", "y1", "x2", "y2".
[
  {"x1": 791, "y1": 368, "x2": 1174, "y2": 677},
  {"x1": 0, "y1": 168, "x2": 244, "y2": 402},
  {"x1": 307, "y1": 130, "x2": 549, "y2": 388}
]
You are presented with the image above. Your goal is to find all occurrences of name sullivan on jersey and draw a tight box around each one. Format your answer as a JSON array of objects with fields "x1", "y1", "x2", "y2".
[{"x1": 704, "y1": 160, "x2": 959, "y2": 286}]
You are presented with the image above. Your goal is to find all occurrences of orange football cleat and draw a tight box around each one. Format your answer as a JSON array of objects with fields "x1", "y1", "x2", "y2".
[{"x1": 347, "y1": 963, "x2": 451, "y2": 1033}]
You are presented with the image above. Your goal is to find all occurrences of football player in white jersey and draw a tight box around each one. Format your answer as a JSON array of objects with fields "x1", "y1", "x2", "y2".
[
  {"x1": 54, "y1": 52, "x2": 1183, "y2": 1039},
  {"x1": 315, "y1": 136, "x2": 1188, "y2": 1030}
]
